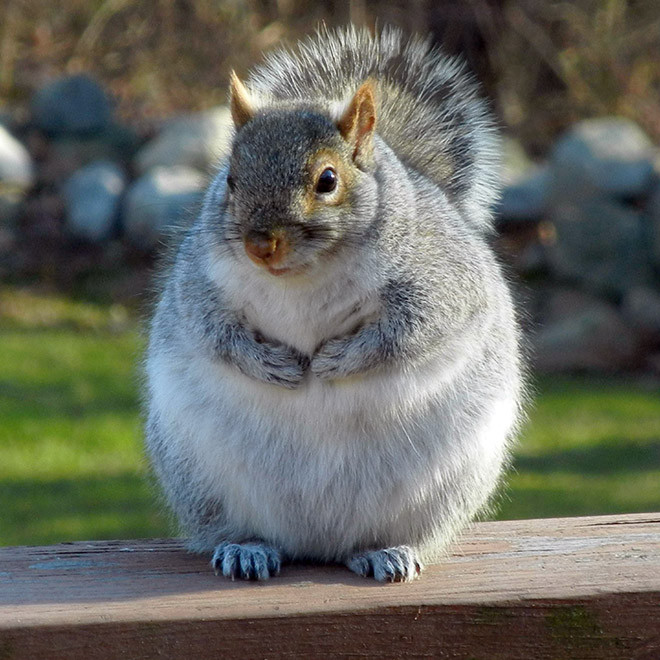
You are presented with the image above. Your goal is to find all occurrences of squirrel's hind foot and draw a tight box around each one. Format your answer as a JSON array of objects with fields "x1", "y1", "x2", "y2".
[
  {"x1": 346, "y1": 546, "x2": 423, "y2": 582},
  {"x1": 211, "y1": 541, "x2": 281, "y2": 580}
]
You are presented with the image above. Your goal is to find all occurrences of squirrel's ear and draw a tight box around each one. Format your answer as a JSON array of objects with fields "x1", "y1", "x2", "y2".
[
  {"x1": 229, "y1": 71, "x2": 254, "y2": 129},
  {"x1": 338, "y1": 80, "x2": 377, "y2": 168}
]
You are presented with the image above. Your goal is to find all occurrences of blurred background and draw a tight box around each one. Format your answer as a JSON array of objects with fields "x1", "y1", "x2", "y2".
[{"x1": 1, "y1": 0, "x2": 659, "y2": 547}]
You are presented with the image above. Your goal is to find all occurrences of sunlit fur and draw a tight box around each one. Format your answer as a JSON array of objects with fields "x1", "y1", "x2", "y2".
[
  {"x1": 145, "y1": 26, "x2": 523, "y2": 578},
  {"x1": 247, "y1": 25, "x2": 500, "y2": 232}
]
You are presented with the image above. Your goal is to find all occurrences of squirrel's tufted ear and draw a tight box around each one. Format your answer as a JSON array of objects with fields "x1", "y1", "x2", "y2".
[
  {"x1": 338, "y1": 80, "x2": 377, "y2": 169},
  {"x1": 229, "y1": 71, "x2": 254, "y2": 129}
]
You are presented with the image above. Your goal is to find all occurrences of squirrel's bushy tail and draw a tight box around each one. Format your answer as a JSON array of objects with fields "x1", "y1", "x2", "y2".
[{"x1": 247, "y1": 25, "x2": 500, "y2": 231}]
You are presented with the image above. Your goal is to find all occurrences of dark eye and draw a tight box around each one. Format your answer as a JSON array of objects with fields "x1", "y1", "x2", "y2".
[
  {"x1": 226, "y1": 174, "x2": 235, "y2": 192},
  {"x1": 316, "y1": 167, "x2": 337, "y2": 194}
]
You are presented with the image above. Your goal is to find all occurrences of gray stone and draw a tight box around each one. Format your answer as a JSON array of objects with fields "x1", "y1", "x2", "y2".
[
  {"x1": 122, "y1": 166, "x2": 206, "y2": 249},
  {"x1": 550, "y1": 117, "x2": 656, "y2": 201},
  {"x1": 494, "y1": 137, "x2": 549, "y2": 221},
  {"x1": 32, "y1": 74, "x2": 112, "y2": 135},
  {"x1": 515, "y1": 241, "x2": 548, "y2": 276},
  {"x1": 40, "y1": 124, "x2": 138, "y2": 185},
  {"x1": 0, "y1": 124, "x2": 34, "y2": 189},
  {"x1": 646, "y1": 353, "x2": 660, "y2": 376},
  {"x1": 621, "y1": 286, "x2": 660, "y2": 342},
  {"x1": 533, "y1": 289, "x2": 640, "y2": 373},
  {"x1": 546, "y1": 198, "x2": 651, "y2": 297},
  {"x1": 647, "y1": 181, "x2": 660, "y2": 270},
  {"x1": 0, "y1": 109, "x2": 13, "y2": 129},
  {"x1": 498, "y1": 166, "x2": 549, "y2": 220},
  {"x1": 62, "y1": 160, "x2": 126, "y2": 242},
  {"x1": 0, "y1": 192, "x2": 23, "y2": 225},
  {"x1": 135, "y1": 107, "x2": 233, "y2": 175},
  {"x1": 501, "y1": 136, "x2": 534, "y2": 185},
  {"x1": 0, "y1": 124, "x2": 34, "y2": 223}
]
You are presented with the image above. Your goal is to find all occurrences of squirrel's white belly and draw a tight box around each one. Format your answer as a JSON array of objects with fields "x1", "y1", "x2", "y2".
[{"x1": 149, "y1": 338, "x2": 513, "y2": 558}]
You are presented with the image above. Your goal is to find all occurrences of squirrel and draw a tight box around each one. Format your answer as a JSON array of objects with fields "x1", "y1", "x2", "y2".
[{"x1": 145, "y1": 25, "x2": 523, "y2": 582}]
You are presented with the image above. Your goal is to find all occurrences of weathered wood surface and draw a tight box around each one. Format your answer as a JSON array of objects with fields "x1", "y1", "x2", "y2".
[{"x1": 1, "y1": 513, "x2": 659, "y2": 659}]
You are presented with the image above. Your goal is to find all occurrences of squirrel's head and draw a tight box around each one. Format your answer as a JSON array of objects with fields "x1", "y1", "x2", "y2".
[{"x1": 221, "y1": 73, "x2": 378, "y2": 278}]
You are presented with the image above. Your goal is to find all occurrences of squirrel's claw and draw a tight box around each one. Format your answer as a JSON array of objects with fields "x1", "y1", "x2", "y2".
[
  {"x1": 211, "y1": 541, "x2": 281, "y2": 580},
  {"x1": 346, "y1": 546, "x2": 423, "y2": 582}
]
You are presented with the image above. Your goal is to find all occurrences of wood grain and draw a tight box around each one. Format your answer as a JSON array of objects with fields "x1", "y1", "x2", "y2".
[{"x1": 1, "y1": 513, "x2": 659, "y2": 659}]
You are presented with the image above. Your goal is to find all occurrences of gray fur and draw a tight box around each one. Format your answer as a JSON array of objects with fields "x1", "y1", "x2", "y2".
[
  {"x1": 247, "y1": 25, "x2": 500, "y2": 232},
  {"x1": 145, "y1": 26, "x2": 523, "y2": 581}
]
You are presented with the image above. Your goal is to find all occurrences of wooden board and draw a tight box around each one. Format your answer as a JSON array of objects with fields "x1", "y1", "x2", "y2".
[{"x1": 1, "y1": 513, "x2": 659, "y2": 659}]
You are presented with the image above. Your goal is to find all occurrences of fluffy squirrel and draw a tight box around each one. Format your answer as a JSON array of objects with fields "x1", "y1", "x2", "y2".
[{"x1": 145, "y1": 26, "x2": 523, "y2": 582}]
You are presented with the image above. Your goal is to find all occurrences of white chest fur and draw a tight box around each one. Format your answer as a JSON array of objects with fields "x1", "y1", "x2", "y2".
[
  {"x1": 147, "y1": 246, "x2": 516, "y2": 560},
  {"x1": 207, "y1": 245, "x2": 382, "y2": 354}
]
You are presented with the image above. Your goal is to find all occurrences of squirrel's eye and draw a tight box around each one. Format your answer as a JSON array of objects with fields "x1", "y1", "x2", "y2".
[
  {"x1": 226, "y1": 175, "x2": 235, "y2": 192},
  {"x1": 316, "y1": 167, "x2": 337, "y2": 194}
]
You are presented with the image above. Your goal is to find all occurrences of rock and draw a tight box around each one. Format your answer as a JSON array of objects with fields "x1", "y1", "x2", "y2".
[
  {"x1": 494, "y1": 137, "x2": 549, "y2": 222},
  {"x1": 515, "y1": 240, "x2": 547, "y2": 276},
  {"x1": 497, "y1": 166, "x2": 549, "y2": 221},
  {"x1": 646, "y1": 353, "x2": 660, "y2": 376},
  {"x1": 545, "y1": 198, "x2": 651, "y2": 297},
  {"x1": 533, "y1": 289, "x2": 640, "y2": 372},
  {"x1": 39, "y1": 124, "x2": 139, "y2": 185},
  {"x1": 621, "y1": 286, "x2": 660, "y2": 343},
  {"x1": 0, "y1": 193, "x2": 21, "y2": 225},
  {"x1": 122, "y1": 166, "x2": 206, "y2": 249},
  {"x1": 0, "y1": 223, "x2": 17, "y2": 278},
  {"x1": 134, "y1": 107, "x2": 232, "y2": 175},
  {"x1": 32, "y1": 74, "x2": 112, "y2": 135},
  {"x1": 647, "y1": 182, "x2": 660, "y2": 269},
  {"x1": 0, "y1": 109, "x2": 14, "y2": 129},
  {"x1": 0, "y1": 125, "x2": 35, "y2": 223},
  {"x1": 62, "y1": 161, "x2": 126, "y2": 242},
  {"x1": 549, "y1": 117, "x2": 656, "y2": 202},
  {"x1": 501, "y1": 136, "x2": 534, "y2": 185},
  {"x1": 0, "y1": 125, "x2": 34, "y2": 189}
]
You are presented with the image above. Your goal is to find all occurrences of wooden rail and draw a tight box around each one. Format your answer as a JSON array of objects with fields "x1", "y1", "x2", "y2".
[{"x1": 1, "y1": 513, "x2": 659, "y2": 659}]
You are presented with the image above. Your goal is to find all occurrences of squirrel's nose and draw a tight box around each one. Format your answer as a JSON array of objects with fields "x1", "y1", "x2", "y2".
[
  {"x1": 245, "y1": 232, "x2": 277, "y2": 261},
  {"x1": 244, "y1": 229, "x2": 287, "y2": 266}
]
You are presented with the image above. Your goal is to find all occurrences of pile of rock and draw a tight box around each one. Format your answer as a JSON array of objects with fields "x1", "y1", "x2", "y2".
[
  {"x1": 0, "y1": 74, "x2": 232, "y2": 250},
  {"x1": 497, "y1": 118, "x2": 660, "y2": 375},
  {"x1": 1, "y1": 74, "x2": 659, "y2": 375}
]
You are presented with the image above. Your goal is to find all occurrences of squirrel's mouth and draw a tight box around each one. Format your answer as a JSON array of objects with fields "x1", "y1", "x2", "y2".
[
  {"x1": 266, "y1": 265, "x2": 292, "y2": 276},
  {"x1": 265, "y1": 263, "x2": 311, "y2": 277}
]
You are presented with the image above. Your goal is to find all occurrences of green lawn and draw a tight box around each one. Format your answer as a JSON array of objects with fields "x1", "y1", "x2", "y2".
[
  {"x1": 498, "y1": 376, "x2": 660, "y2": 520},
  {"x1": 1, "y1": 287, "x2": 659, "y2": 547},
  {"x1": 0, "y1": 287, "x2": 169, "y2": 546}
]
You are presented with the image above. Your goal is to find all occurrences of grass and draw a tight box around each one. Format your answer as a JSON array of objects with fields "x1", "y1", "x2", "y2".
[
  {"x1": 0, "y1": 286, "x2": 169, "y2": 546},
  {"x1": 1, "y1": 286, "x2": 659, "y2": 546},
  {"x1": 497, "y1": 376, "x2": 660, "y2": 520}
]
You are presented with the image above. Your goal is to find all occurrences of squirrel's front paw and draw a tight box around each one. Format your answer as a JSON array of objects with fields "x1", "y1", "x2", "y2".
[
  {"x1": 251, "y1": 342, "x2": 309, "y2": 389},
  {"x1": 211, "y1": 541, "x2": 281, "y2": 580},
  {"x1": 346, "y1": 546, "x2": 423, "y2": 582},
  {"x1": 311, "y1": 337, "x2": 353, "y2": 380}
]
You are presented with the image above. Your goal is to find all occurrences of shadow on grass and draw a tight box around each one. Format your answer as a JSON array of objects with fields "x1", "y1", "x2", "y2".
[
  {"x1": 496, "y1": 437, "x2": 660, "y2": 521},
  {"x1": 0, "y1": 472, "x2": 170, "y2": 547},
  {"x1": 0, "y1": 379, "x2": 140, "y2": 420},
  {"x1": 514, "y1": 439, "x2": 660, "y2": 475}
]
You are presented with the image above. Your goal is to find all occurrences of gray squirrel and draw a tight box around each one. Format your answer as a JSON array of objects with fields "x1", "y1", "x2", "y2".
[{"x1": 145, "y1": 26, "x2": 523, "y2": 582}]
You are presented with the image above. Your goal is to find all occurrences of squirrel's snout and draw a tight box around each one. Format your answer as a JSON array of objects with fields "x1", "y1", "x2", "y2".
[{"x1": 244, "y1": 229, "x2": 290, "y2": 271}]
